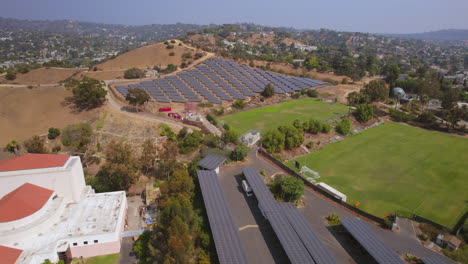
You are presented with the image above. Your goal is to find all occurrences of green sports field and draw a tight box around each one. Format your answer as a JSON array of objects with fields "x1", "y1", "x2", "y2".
[
  {"x1": 287, "y1": 122, "x2": 468, "y2": 228},
  {"x1": 220, "y1": 98, "x2": 348, "y2": 134}
]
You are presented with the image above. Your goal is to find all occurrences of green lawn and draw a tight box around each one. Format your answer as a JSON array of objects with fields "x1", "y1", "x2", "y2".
[
  {"x1": 287, "y1": 122, "x2": 468, "y2": 228},
  {"x1": 220, "y1": 98, "x2": 348, "y2": 134},
  {"x1": 72, "y1": 254, "x2": 119, "y2": 264}
]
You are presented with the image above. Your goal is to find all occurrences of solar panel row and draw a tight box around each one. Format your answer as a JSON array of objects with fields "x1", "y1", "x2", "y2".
[
  {"x1": 340, "y1": 218, "x2": 405, "y2": 264},
  {"x1": 197, "y1": 170, "x2": 248, "y2": 264},
  {"x1": 242, "y1": 168, "x2": 336, "y2": 264},
  {"x1": 114, "y1": 58, "x2": 326, "y2": 104}
]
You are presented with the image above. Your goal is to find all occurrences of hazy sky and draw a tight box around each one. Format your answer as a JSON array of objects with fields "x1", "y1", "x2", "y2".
[{"x1": 2, "y1": 0, "x2": 468, "y2": 33}]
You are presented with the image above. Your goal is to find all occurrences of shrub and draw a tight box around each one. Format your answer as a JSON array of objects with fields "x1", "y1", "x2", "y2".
[
  {"x1": 230, "y1": 145, "x2": 249, "y2": 161},
  {"x1": 124, "y1": 67, "x2": 145, "y2": 79},
  {"x1": 262, "y1": 129, "x2": 285, "y2": 153},
  {"x1": 233, "y1": 99, "x2": 246, "y2": 109},
  {"x1": 307, "y1": 119, "x2": 322, "y2": 134},
  {"x1": 326, "y1": 213, "x2": 340, "y2": 226},
  {"x1": 321, "y1": 123, "x2": 331, "y2": 133},
  {"x1": 278, "y1": 126, "x2": 304, "y2": 150},
  {"x1": 48, "y1": 127, "x2": 61, "y2": 139},
  {"x1": 306, "y1": 141, "x2": 314, "y2": 149},
  {"x1": 24, "y1": 135, "x2": 48, "y2": 154},
  {"x1": 170, "y1": 40, "x2": 176, "y2": 43},
  {"x1": 291, "y1": 93, "x2": 301, "y2": 99},
  {"x1": 206, "y1": 113, "x2": 217, "y2": 125},
  {"x1": 5, "y1": 71, "x2": 16, "y2": 80},
  {"x1": 179, "y1": 130, "x2": 204, "y2": 154},
  {"x1": 341, "y1": 78, "x2": 349, "y2": 84},
  {"x1": 62, "y1": 123, "x2": 93, "y2": 152},
  {"x1": 323, "y1": 77, "x2": 339, "y2": 85},
  {"x1": 306, "y1": 89, "x2": 319, "y2": 98},
  {"x1": 169, "y1": 52, "x2": 175, "y2": 56},
  {"x1": 389, "y1": 108, "x2": 414, "y2": 122},
  {"x1": 417, "y1": 111, "x2": 436, "y2": 124},
  {"x1": 197, "y1": 102, "x2": 213, "y2": 108},
  {"x1": 159, "y1": 124, "x2": 177, "y2": 141},
  {"x1": 355, "y1": 104, "x2": 374, "y2": 122},
  {"x1": 162, "y1": 64, "x2": 177, "y2": 73},
  {"x1": 182, "y1": 52, "x2": 192, "y2": 59},
  {"x1": 336, "y1": 118, "x2": 351, "y2": 135},
  {"x1": 212, "y1": 106, "x2": 224, "y2": 116},
  {"x1": 166, "y1": 44, "x2": 174, "y2": 49}
]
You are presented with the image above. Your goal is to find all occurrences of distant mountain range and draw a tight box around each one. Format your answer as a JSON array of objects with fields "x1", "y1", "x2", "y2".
[{"x1": 387, "y1": 29, "x2": 468, "y2": 41}]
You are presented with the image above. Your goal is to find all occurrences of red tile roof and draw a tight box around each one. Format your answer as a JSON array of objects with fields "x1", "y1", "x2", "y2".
[
  {"x1": 0, "y1": 245, "x2": 23, "y2": 264},
  {"x1": 0, "y1": 154, "x2": 70, "y2": 172},
  {"x1": 0, "y1": 183, "x2": 54, "y2": 223}
]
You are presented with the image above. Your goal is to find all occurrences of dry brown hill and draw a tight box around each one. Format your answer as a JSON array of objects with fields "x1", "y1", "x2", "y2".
[
  {"x1": 95, "y1": 40, "x2": 197, "y2": 71},
  {"x1": 0, "y1": 68, "x2": 85, "y2": 85},
  {"x1": 0, "y1": 85, "x2": 100, "y2": 145}
]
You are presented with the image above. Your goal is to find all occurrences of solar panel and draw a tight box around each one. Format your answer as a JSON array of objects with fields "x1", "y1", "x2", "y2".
[
  {"x1": 242, "y1": 168, "x2": 335, "y2": 264},
  {"x1": 198, "y1": 153, "x2": 226, "y2": 171},
  {"x1": 340, "y1": 218, "x2": 404, "y2": 264},
  {"x1": 197, "y1": 170, "x2": 248, "y2": 264},
  {"x1": 421, "y1": 256, "x2": 455, "y2": 264}
]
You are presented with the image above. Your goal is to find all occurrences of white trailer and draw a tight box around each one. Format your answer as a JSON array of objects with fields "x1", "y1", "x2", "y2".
[{"x1": 316, "y1": 182, "x2": 347, "y2": 202}]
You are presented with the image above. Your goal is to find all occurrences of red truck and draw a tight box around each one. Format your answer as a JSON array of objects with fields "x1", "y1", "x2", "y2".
[{"x1": 159, "y1": 107, "x2": 172, "y2": 112}]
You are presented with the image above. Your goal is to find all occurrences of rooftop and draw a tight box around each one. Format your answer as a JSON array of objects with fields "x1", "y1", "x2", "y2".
[
  {"x1": 198, "y1": 153, "x2": 226, "y2": 171},
  {"x1": 0, "y1": 245, "x2": 23, "y2": 264},
  {"x1": 0, "y1": 154, "x2": 70, "y2": 172},
  {"x1": 3, "y1": 190, "x2": 126, "y2": 263},
  {"x1": 0, "y1": 183, "x2": 54, "y2": 223}
]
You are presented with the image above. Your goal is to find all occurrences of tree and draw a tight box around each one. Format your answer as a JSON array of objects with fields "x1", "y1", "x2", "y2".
[
  {"x1": 441, "y1": 89, "x2": 459, "y2": 110},
  {"x1": 231, "y1": 145, "x2": 250, "y2": 161},
  {"x1": 24, "y1": 135, "x2": 48, "y2": 153},
  {"x1": 126, "y1": 88, "x2": 150, "y2": 111},
  {"x1": 270, "y1": 175, "x2": 304, "y2": 203},
  {"x1": 445, "y1": 106, "x2": 466, "y2": 129},
  {"x1": 140, "y1": 138, "x2": 158, "y2": 173},
  {"x1": 61, "y1": 123, "x2": 93, "y2": 153},
  {"x1": 261, "y1": 129, "x2": 285, "y2": 153},
  {"x1": 386, "y1": 64, "x2": 400, "y2": 88},
  {"x1": 355, "y1": 104, "x2": 374, "y2": 122},
  {"x1": 94, "y1": 140, "x2": 138, "y2": 191},
  {"x1": 336, "y1": 118, "x2": 351, "y2": 135},
  {"x1": 304, "y1": 57, "x2": 320, "y2": 70},
  {"x1": 6, "y1": 140, "x2": 20, "y2": 155},
  {"x1": 163, "y1": 64, "x2": 177, "y2": 73},
  {"x1": 65, "y1": 77, "x2": 107, "y2": 109},
  {"x1": 221, "y1": 129, "x2": 239, "y2": 144},
  {"x1": 321, "y1": 123, "x2": 332, "y2": 133},
  {"x1": 124, "y1": 67, "x2": 145, "y2": 79},
  {"x1": 347, "y1": 91, "x2": 369, "y2": 105},
  {"x1": 261, "y1": 83, "x2": 275, "y2": 98},
  {"x1": 362, "y1": 79, "x2": 388, "y2": 102},
  {"x1": 47, "y1": 127, "x2": 61, "y2": 139}
]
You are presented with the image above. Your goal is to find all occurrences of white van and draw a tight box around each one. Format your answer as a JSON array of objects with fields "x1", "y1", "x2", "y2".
[{"x1": 242, "y1": 180, "x2": 253, "y2": 197}]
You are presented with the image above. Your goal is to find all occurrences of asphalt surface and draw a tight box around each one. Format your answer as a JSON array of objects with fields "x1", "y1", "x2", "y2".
[{"x1": 217, "y1": 147, "x2": 453, "y2": 264}]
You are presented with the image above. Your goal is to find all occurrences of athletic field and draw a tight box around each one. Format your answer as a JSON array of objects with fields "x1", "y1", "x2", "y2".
[
  {"x1": 287, "y1": 122, "x2": 468, "y2": 228},
  {"x1": 220, "y1": 98, "x2": 348, "y2": 134}
]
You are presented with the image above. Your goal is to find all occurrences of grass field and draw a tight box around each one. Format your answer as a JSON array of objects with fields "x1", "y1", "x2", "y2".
[
  {"x1": 287, "y1": 122, "x2": 468, "y2": 228},
  {"x1": 72, "y1": 254, "x2": 119, "y2": 264},
  {"x1": 220, "y1": 98, "x2": 348, "y2": 134}
]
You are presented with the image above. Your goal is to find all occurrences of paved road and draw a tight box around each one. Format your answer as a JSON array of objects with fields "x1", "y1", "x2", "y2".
[{"x1": 119, "y1": 237, "x2": 137, "y2": 264}]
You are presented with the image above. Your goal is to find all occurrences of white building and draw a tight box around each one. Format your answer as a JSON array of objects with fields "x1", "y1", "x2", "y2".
[{"x1": 0, "y1": 154, "x2": 127, "y2": 264}]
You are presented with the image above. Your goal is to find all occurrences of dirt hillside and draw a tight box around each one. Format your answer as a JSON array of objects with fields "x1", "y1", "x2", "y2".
[
  {"x1": 0, "y1": 85, "x2": 100, "y2": 145},
  {"x1": 0, "y1": 68, "x2": 85, "y2": 85},
  {"x1": 95, "y1": 40, "x2": 198, "y2": 71}
]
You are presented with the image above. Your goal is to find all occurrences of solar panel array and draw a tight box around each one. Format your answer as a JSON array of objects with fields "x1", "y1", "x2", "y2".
[
  {"x1": 113, "y1": 58, "x2": 325, "y2": 104},
  {"x1": 197, "y1": 170, "x2": 248, "y2": 264},
  {"x1": 198, "y1": 153, "x2": 227, "y2": 171},
  {"x1": 340, "y1": 218, "x2": 405, "y2": 264},
  {"x1": 242, "y1": 168, "x2": 336, "y2": 264},
  {"x1": 422, "y1": 256, "x2": 454, "y2": 264}
]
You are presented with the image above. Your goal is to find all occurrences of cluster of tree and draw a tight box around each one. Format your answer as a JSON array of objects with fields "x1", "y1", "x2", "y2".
[
  {"x1": 262, "y1": 118, "x2": 334, "y2": 153},
  {"x1": 178, "y1": 129, "x2": 205, "y2": 154},
  {"x1": 269, "y1": 174, "x2": 304, "y2": 203},
  {"x1": 65, "y1": 77, "x2": 107, "y2": 110},
  {"x1": 230, "y1": 145, "x2": 249, "y2": 161},
  {"x1": 61, "y1": 122, "x2": 93, "y2": 153},
  {"x1": 124, "y1": 67, "x2": 145, "y2": 79},
  {"x1": 161, "y1": 64, "x2": 178, "y2": 74},
  {"x1": 91, "y1": 140, "x2": 139, "y2": 192},
  {"x1": 134, "y1": 162, "x2": 212, "y2": 264}
]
